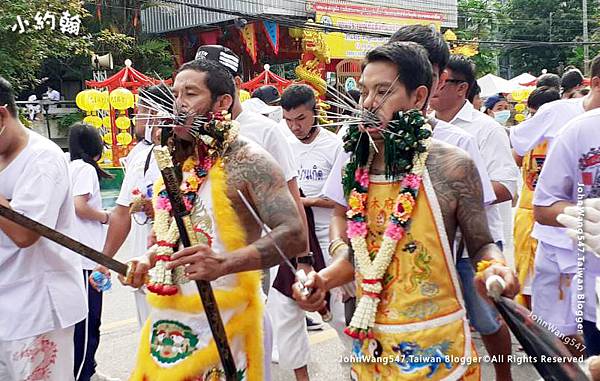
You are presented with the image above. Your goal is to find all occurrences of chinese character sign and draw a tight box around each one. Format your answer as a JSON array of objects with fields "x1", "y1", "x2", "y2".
[{"x1": 11, "y1": 10, "x2": 81, "y2": 35}]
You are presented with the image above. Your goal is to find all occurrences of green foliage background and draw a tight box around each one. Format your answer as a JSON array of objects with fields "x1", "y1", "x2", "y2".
[
  {"x1": 0, "y1": 0, "x2": 175, "y2": 92},
  {"x1": 457, "y1": 0, "x2": 600, "y2": 76}
]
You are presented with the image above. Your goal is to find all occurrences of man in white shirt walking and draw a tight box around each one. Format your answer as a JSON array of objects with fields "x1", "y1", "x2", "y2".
[
  {"x1": 534, "y1": 105, "x2": 600, "y2": 356},
  {"x1": 0, "y1": 76, "x2": 87, "y2": 380},
  {"x1": 430, "y1": 56, "x2": 519, "y2": 381},
  {"x1": 511, "y1": 54, "x2": 600, "y2": 356},
  {"x1": 280, "y1": 84, "x2": 351, "y2": 380},
  {"x1": 96, "y1": 84, "x2": 168, "y2": 328}
]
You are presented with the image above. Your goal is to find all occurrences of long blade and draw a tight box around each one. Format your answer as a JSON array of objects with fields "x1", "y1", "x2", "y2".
[
  {"x1": 0, "y1": 204, "x2": 128, "y2": 275},
  {"x1": 236, "y1": 190, "x2": 297, "y2": 273}
]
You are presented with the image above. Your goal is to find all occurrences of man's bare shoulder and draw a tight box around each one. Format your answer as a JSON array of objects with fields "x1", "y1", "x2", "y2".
[{"x1": 225, "y1": 137, "x2": 286, "y2": 189}]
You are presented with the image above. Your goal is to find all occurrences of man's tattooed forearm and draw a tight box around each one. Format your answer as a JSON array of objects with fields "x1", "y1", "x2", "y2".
[{"x1": 225, "y1": 140, "x2": 306, "y2": 269}]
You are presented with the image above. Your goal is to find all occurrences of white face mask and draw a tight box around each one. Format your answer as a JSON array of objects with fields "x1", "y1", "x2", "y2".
[
  {"x1": 144, "y1": 122, "x2": 154, "y2": 144},
  {"x1": 0, "y1": 104, "x2": 7, "y2": 137},
  {"x1": 494, "y1": 109, "x2": 511, "y2": 125}
]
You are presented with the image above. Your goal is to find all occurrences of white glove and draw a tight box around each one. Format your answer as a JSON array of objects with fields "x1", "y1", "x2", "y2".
[{"x1": 556, "y1": 198, "x2": 600, "y2": 258}]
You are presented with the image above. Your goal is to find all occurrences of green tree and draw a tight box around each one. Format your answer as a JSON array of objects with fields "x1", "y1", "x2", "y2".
[
  {"x1": 0, "y1": 0, "x2": 175, "y2": 93},
  {"x1": 500, "y1": 0, "x2": 600, "y2": 75},
  {"x1": 0, "y1": 0, "x2": 91, "y2": 91},
  {"x1": 456, "y1": 0, "x2": 505, "y2": 75},
  {"x1": 89, "y1": 0, "x2": 175, "y2": 78}
]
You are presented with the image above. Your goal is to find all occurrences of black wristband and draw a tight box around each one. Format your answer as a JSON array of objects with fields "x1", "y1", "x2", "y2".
[{"x1": 296, "y1": 252, "x2": 314, "y2": 266}]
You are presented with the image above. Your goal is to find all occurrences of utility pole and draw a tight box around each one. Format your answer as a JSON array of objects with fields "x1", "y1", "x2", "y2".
[
  {"x1": 549, "y1": 12, "x2": 553, "y2": 41},
  {"x1": 583, "y1": 0, "x2": 590, "y2": 75}
]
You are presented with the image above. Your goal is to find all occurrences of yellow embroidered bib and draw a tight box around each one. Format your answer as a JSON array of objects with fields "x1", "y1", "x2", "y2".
[
  {"x1": 351, "y1": 172, "x2": 479, "y2": 381},
  {"x1": 518, "y1": 141, "x2": 548, "y2": 210},
  {"x1": 513, "y1": 141, "x2": 547, "y2": 306},
  {"x1": 130, "y1": 166, "x2": 264, "y2": 381}
]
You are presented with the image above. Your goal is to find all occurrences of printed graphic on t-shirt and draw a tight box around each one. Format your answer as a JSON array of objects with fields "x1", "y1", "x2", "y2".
[
  {"x1": 299, "y1": 164, "x2": 325, "y2": 182},
  {"x1": 579, "y1": 147, "x2": 600, "y2": 197},
  {"x1": 526, "y1": 154, "x2": 546, "y2": 191}
]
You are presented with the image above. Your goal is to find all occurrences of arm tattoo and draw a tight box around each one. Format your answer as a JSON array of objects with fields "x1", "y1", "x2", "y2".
[
  {"x1": 427, "y1": 142, "x2": 497, "y2": 260},
  {"x1": 225, "y1": 139, "x2": 306, "y2": 269}
]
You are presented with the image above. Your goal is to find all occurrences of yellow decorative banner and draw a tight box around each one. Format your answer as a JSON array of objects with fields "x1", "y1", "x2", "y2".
[
  {"x1": 240, "y1": 23, "x2": 257, "y2": 64},
  {"x1": 313, "y1": 1, "x2": 443, "y2": 59}
]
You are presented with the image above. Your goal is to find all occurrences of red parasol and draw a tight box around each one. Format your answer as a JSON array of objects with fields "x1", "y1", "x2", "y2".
[
  {"x1": 85, "y1": 61, "x2": 172, "y2": 166},
  {"x1": 241, "y1": 64, "x2": 291, "y2": 94},
  {"x1": 85, "y1": 61, "x2": 171, "y2": 92}
]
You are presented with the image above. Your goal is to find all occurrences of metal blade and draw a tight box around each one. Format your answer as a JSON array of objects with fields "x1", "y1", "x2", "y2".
[
  {"x1": 0, "y1": 205, "x2": 128, "y2": 275},
  {"x1": 236, "y1": 190, "x2": 297, "y2": 273}
]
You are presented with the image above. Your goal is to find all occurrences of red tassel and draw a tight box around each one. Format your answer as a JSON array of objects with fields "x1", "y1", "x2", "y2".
[
  {"x1": 344, "y1": 327, "x2": 358, "y2": 339},
  {"x1": 358, "y1": 330, "x2": 367, "y2": 340},
  {"x1": 96, "y1": 0, "x2": 102, "y2": 21}
]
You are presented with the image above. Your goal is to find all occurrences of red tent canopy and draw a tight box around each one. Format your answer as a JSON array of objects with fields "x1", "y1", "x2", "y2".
[
  {"x1": 241, "y1": 66, "x2": 291, "y2": 94},
  {"x1": 85, "y1": 63, "x2": 171, "y2": 92}
]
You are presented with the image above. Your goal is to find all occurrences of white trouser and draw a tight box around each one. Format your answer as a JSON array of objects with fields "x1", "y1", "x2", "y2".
[
  {"x1": 532, "y1": 241, "x2": 578, "y2": 336},
  {"x1": 0, "y1": 325, "x2": 75, "y2": 381},
  {"x1": 263, "y1": 311, "x2": 273, "y2": 381},
  {"x1": 266, "y1": 281, "x2": 310, "y2": 370},
  {"x1": 315, "y1": 232, "x2": 353, "y2": 352}
]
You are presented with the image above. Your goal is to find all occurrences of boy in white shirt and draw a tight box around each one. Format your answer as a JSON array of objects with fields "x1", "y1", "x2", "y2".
[
  {"x1": 0, "y1": 76, "x2": 87, "y2": 380},
  {"x1": 96, "y1": 85, "x2": 167, "y2": 327},
  {"x1": 281, "y1": 84, "x2": 351, "y2": 354}
]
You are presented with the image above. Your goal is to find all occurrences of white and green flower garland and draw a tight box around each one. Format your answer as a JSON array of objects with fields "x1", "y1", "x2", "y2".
[{"x1": 342, "y1": 110, "x2": 432, "y2": 339}]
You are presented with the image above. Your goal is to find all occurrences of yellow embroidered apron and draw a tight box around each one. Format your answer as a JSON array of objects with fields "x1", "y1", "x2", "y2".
[
  {"x1": 130, "y1": 171, "x2": 264, "y2": 381},
  {"x1": 514, "y1": 141, "x2": 547, "y2": 306},
  {"x1": 351, "y1": 173, "x2": 479, "y2": 381}
]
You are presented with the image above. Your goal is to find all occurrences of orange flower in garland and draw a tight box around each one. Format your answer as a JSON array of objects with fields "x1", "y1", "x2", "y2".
[
  {"x1": 392, "y1": 193, "x2": 415, "y2": 223},
  {"x1": 347, "y1": 190, "x2": 368, "y2": 218}
]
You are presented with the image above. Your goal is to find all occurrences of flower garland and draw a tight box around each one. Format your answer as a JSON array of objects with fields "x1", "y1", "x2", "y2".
[
  {"x1": 342, "y1": 110, "x2": 432, "y2": 339},
  {"x1": 130, "y1": 185, "x2": 154, "y2": 223},
  {"x1": 148, "y1": 155, "x2": 214, "y2": 296},
  {"x1": 147, "y1": 111, "x2": 239, "y2": 296}
]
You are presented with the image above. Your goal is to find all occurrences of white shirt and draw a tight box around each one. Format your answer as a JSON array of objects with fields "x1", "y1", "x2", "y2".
[
  {"x1": 431, "y1": 118, "x2": 496, "y2": 205},
  {"x1": 289, "y1": 128, "x2": 343, "y2": 231},
  {"x1": 0, "y1": 130, "x2": 87, "y2": 340},
  {"x1": 279, "y1": 119, "x2": 296, "y2": 139},
  {"x1": 69, "y1": 159, "x2": 106, "y2": 269},
  {"x1": 443, "y1": 101, "x2": 519, "y2": 243},
  {"x1": 117, "y1": 143, "x2": 157, "y2": 208},
  {"x1": 235, "y1": 109, "x2": 297, "y2": 182},
  {"x1": 533, "y1": 108, "x2": 600, "y2": 319},
  {"x1": 510, "y1": 97, "x2": 585, "y2": 156},
  {"x1": 116, "y1": 143, "x2": 159, "y2": 260},
  {"x1": 121, "y1": 140, "x2": 151, "y2": 169},
  {"x1": 241, "y1": 98, "x2": 283, "y2": 123},
  {"x1": 47, "y1": 89, "x2": 60, "y2": 101},
  {"x1": 511, "y1": 97, "x2": 586, "y2": 249}
]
